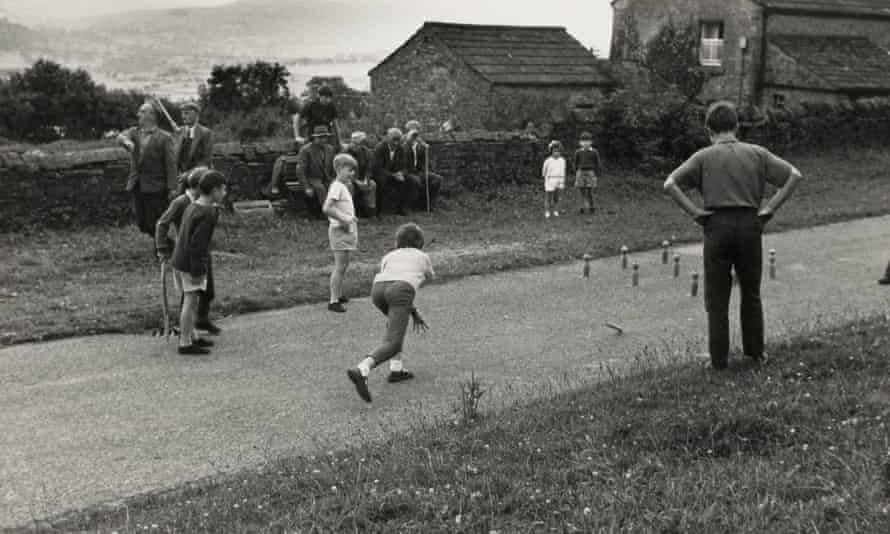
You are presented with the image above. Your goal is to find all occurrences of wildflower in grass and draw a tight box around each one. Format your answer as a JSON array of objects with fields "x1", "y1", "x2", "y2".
[{"x1": 583, "y1": 507, "x2": 592, "y2": 515}]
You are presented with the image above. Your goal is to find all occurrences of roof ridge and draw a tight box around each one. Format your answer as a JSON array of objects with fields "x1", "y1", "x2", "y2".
[{"x1": 423, "y1": 21, "x2": 568, "y2": 31}]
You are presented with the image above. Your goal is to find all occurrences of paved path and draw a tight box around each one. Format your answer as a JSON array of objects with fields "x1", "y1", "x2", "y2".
[{"x1": 3, "y1": 216, "x2": 890, "y2": 528}]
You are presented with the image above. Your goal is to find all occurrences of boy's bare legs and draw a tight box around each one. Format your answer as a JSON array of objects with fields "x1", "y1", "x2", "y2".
[
  {"x1": 179, "y1": 291, "x2": 200, "y2": 349},
  {"x1": 330, "y1": 251, "x2": 349, "y2": 303},
  {"x1": 544, "y1": 191, "x2": 551, "y2": 216},
  {"x1": 552, "y1": 189, "x2": 561, "y2": 216}
]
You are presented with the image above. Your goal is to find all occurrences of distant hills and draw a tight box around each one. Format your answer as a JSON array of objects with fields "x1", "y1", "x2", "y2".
[
  {"x1": 78, "y1": 0, "x2": 414, "y2": 61},
  {"x1": 0, "y1": 0, "x2": 412, "y2": 76}
]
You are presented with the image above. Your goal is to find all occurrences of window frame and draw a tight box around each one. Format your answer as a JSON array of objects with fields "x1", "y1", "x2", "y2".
[{"x1": 699, "y1": 20, "x2": 726, "y2": 67}]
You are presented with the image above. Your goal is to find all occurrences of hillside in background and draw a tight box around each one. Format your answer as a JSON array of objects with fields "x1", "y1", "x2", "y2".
[{"x1": 79, "y1": 0, "x2": 410, "y2": 61}]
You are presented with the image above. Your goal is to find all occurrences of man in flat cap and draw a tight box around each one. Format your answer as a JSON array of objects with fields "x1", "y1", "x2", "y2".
[
  {"x1": 176, "y1": 102, "x2": 214, "y2": 180},
  {"x1": 295, "y1": 125, "x2": 337, "y2": 218}
]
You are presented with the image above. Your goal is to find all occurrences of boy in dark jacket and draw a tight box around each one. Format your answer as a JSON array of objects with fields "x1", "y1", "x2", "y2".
[
  {"x1": 156, "y1": 167, "x2": 221, "y2": 336},
  {"x1": 171, "y1": 170, "x2": 227, "y2": 355}
]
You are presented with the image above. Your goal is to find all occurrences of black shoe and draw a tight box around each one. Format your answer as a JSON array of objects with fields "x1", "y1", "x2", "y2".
[
  {"x1": 387, "y1": 370, "x2": 415, "y2": 383},
  {"x1": 178, "y1": 344, "x2": 210, "y2": 355},
  {"x1": 347, "y1": 369, "x2": 372, "y2": 402},
  {"x1": 193, "y1": 337, "x2": 214, "y2": 348},
  {"x1": 746, "y1": 352, "x2": 770, "y2": 365},
  {"x1": 338, "y1": 297, "x2": 350, "y2": 304},
  {"x1": 328, "y1": 302, "x2": 347, "y2": 313},
  {"x1": 196, "y1": 320, "x2": 221, "y2": 335},
  {"x1": 879, "y1": 277, "x2": 890, "y2": 285}
]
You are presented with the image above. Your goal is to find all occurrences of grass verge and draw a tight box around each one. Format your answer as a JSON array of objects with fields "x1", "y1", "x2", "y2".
[
  {"x1": 2, "y1": 146, "x2": 890, "y2": 346},
  {"x1": 24, "y1": 316, "x2": 890, "y2": 533}
]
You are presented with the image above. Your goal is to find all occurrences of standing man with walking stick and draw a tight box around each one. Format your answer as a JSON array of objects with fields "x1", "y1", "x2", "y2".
[{"x1": 117, "y1": 101, "x2": 178, "y2": 255}]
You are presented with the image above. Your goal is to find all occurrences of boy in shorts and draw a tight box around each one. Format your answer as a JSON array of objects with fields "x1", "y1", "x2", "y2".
[
  {"x1": 323, "y1": 153, "x2": 360, "y2": 313},
  {"x1": 170, "y1": 170, "x2": 227, "y2": 355}
]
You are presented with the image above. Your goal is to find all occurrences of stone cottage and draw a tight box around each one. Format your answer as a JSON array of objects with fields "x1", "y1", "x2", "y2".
[
  {"x1": 610, "y1": 0, "x2": 890, "y2": 107},
  {"x1": 368, "y1": 22, "x2": 615, "y2": 131}
]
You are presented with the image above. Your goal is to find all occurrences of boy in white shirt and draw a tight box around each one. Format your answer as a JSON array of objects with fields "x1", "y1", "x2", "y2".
[
  {"x1": 543, "y1": 141, "x2": 566, "y2": 218},
  {"x1": 347, "y1": 223, "x2": 434, "y2": 403},
  {"x1": 323, "y1": 153, "x2": 360, "y2": 313}
]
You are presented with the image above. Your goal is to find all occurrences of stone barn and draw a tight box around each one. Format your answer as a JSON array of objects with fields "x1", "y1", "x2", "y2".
[
  {"x1": 610, "y1": 0, "x2": 890, "y2": 107},
  {"x1": 368, "y1": 22, "x2": 615, "y2": 132}
]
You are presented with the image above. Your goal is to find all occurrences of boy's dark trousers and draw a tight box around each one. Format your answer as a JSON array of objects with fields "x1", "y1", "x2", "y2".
[
  {"x1": 369, "y1": 281, "x2": 415, "y2": 365},
  {"x1": 702, "y1": 208, "x2": 765, "y2": 369}
]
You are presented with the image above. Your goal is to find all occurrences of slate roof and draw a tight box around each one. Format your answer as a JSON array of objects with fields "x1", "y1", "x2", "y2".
[
  {"x1": 756, "y1": 0, "x2": 890, "y2": 18},
  {"x1": 371, "y1": 22, "x2": 614, "y2": 87},
  {"x1": 769, "y1": 34, "x2": 890, "y2": 91}
]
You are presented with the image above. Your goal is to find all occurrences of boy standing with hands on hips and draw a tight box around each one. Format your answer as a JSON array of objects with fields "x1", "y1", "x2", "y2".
[{"x1": 663, "y1": 101, "x2": 803, "y2": 370}]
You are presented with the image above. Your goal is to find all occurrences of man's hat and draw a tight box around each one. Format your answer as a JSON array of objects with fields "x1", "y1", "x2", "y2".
[
  {"x1": 311, "y1": 125, "x2": 332, "y2": 137},
  {"x1": 181, "y1": 102, "x2": 200, "y2": 112}
]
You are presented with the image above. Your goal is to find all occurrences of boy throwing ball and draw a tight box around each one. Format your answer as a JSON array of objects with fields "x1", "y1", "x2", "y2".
[{"x1": 347, "y1": 223, "x2": 434, "y2": 403}]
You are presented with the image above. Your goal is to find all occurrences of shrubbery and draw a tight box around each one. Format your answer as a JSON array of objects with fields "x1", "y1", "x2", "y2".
[
  {"x1": 568, "y1": 92, "x2": 890, "y2": 174},
  {"x1": 0, "y1": 59, "x2": 180, "y2": 143}
]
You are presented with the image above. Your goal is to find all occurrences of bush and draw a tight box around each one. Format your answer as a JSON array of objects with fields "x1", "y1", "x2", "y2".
[
  {"x1": 0, "y1": 59, "x2": 180, "y2": 142},
  {"x1": 209, "y1": 106, "x2": 291, "y2": 143}
]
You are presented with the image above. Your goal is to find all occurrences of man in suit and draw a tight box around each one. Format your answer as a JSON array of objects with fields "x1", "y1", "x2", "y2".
[
  {"x1": 176, "y1": 102, "x2": 213, "y2": 180},
  {"x1": 404, "y1": 120, "x2": 443, "y2": 212},
  {"x1": 295, "y1": 125, "x2": 337, "y2": 218},
  {"x1": 345, "y1": 131, "x2": 377, "y2": 218},
  {"x1": 117, "y1": 101, "x2": 178, "y2": 245},
  {"x1": 371, "y1": 128, "x2": 410, "y2": 217}
]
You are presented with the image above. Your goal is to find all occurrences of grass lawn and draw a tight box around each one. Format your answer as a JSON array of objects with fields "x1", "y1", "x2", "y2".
[
  {"x1": 2, "y1": 146, "x2": 890, "y2": 346},
  {"x1": 33, "y1": 315, "x2": 890, "y2": 532}
]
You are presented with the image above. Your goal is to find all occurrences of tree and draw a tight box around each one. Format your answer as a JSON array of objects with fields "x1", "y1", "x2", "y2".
[
  {"x1": 0, "y1": 59, "x2": 179, "y2": 142},
  {"x1": 302, "y1": 76, "x2": 369, "y2": 119},
  {"x1": 644, "y1": 21, "x2": 708, "y2": 102},
  {"x1": 202, "y1": 61, "x2": 290, "y2": 113}
]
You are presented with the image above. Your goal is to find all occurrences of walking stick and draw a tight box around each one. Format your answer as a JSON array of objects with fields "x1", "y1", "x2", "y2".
[
  {"x1": 424, "y1": 141, "x2": 431, "y2": 213},
  {"x1": 151, "y1": 96, "x2": 180, "y2": 131},
  {"x1": 160, "y1": 259, "x2": 171, "y2": 342}
]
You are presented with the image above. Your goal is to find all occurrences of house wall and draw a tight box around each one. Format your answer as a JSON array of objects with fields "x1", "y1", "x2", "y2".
[
  {"x1": 610, "y1": 0, "x2": 764, "y2": 105},
  {"x1": 489, "y1": 85, "x2": 606, "y2": 131},
  {"x1": 369, "y1": 32, "x2": 492, "y2": 132},
  {"x1": 766, "y1": 13, "x2": 890, "y2": 51}
]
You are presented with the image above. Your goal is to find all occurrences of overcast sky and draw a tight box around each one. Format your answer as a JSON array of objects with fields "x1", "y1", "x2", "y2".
[{"x1": 0, "y1": 0, "x2": 614, "y2": 55}]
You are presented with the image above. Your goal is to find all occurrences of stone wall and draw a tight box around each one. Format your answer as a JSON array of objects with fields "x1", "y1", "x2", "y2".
[
  {"x1": 0, "y1": 134, "x2": 545, "y2": 232},
  {"x1": 490, "y1": 85, "x2": 606, "y2": 132},
  {"x1": 369, "y1": 32, "x2": 492, "y2": 132}
]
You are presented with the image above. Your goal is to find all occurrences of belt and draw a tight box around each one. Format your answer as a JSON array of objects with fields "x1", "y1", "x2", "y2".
[{"x1": 707, "y1": 206, "x2": 758, "y2": 212}]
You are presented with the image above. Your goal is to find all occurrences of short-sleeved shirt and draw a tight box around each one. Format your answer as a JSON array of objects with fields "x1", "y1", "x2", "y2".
[
  {"x1": 373, "y1": 248, "x2": 435, "y2": 291},
  {"x1": 325, "y1": 179, "x2": 354, "y2": 228},
  {"x1": 670, "y1": 140, "x2": 794, "y2": 210},
  {"x1": 302, "y1": 99, "x2": 338, "y2": 134}
]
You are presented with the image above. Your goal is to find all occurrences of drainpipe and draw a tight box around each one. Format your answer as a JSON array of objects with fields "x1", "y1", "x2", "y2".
[{"x1": 754, "y1": 5, "x2": 770, "y2": 106}]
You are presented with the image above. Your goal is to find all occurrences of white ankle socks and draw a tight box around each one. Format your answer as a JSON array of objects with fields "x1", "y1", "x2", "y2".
[
  {"x1": 390, "y1": 359, "x2": 403, "y2": 372},
  {"x1": 358, "y1": 357, "x2": 375, "y2": 377}
]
